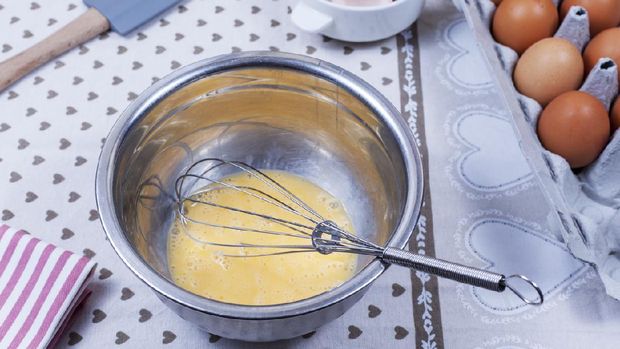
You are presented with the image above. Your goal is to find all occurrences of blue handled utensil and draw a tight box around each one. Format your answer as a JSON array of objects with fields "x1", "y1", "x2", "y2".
[{"x1": 0, "y1": 0, "x2": 181, "y2": 92}]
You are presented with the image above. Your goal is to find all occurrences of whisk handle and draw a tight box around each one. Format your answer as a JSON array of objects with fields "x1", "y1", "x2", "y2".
[{"x1": 382, "y1": 247, "x2": 504, "y2": 291}]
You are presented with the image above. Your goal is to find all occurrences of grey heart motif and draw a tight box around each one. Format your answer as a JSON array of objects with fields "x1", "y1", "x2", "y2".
[
  {"x1": 151, "y1": 77, "x2": 160, "y2": 84},
  {"x1": 381, "y1": 46, "x2": 391, "y2": 55},
  {"x1": 301, "y1": 331, "x2": 315, "y2": 339},
  {"x1": 127, "y1": 92, "x2": 138, "y2": 101},
  {"x1": 215, "y1": 5, "x2": 224, "y2": 13},
  {"x1": 87, "y1": 92, "x2": 98, "y2": 100},
  {"x1": 2, "y1": 44, "x2": 11, "y2": 53},
  {"x1": 30, "y1": 2, "x2": 41, "y2": 10},
  {"x1": 46, "y1": 90, "x2": 57, "y2": 99},
  {"x1": 66, "y1": 106, "x2": 78, "y2": 115},
  {"x1": 10, "y1": 16, "x2": 19, "y2": 24},
  {"x1": 80, "y1": 122, "x2": 91, "y2": 130},
  {"x1": 392, "y1": 283, "x2": 405, "y2": 297},
  {"x1": 382, "y1": 77, "x2": 393, "y2": 86},
  {"x1": 39, "y1": 122, "x2": 50, "y2": 130},
  {"x1": 74, "y1": 156, "x2": 87, "y2": 166},
  {"x1": 117, "y1": 45, "x2": 127, "y2": 54},
  {"x1": 23, "y1": 30, "x2": 33, "y2": 38},
  {"x1": 163, "y1": 331, "x2": 176, "y2": 344},
  {"x1": 138, "y1": 308, "x2": 152, "y2": 322},
  {"x1": 83, "y1": 248, "x2": 96, "y2": 258},
  {"x1": 137, "y1": 32, "x2": 147, "y2": 40},
  {"x1": 286, "y1": 33, "x2": 296, "y2": 41},
  {"x1": 54, "y1": 60, "x2": 64, "y2": 69},
  {"x1": 155, "y1": 45, "x2": 166, "y2": 54},
  {"x1": 251, "y1": 5, "x2": 260, "y2": 14},
  {"x1": 160, "y1": 19, "x2": 169, "y2": 27},
  {"x1": 347, "y1": 325, "x2": 362, "y2": 339},
  {"x1": 25, "y1": 192, "x2": 38, "y2": 203},
  {"x1": 193, "y1": 46, "x2": 203, "y2": 55},
  {"x1": 73, "y1": 76, "x2": 83, "y2": 85},
  {"x1": 61, "y1": 228, "x2": 74, "y2": 240},
  {"x1": 170, "y1": 61, "x2": 181, "y2": 70},
  {"x1": 45, "y1": 210, "x2": 58, "y2": 221},
  {"x1": 8, "y1": 91, "x2": 18, "y2": 99},
  {"x1": 208, "y1": 334, "x2": 220, "y2": 343},
  {"x1": 175, "y1": 33, "x2": 184, "y2": 41},
  {"x1": 0, "y1": 123, "x2": 10, "y2": 132},
  {"x1": 231, "y1": 46, "x2": 242, "y2": 53},
  {"x1": 78, "y1": 45, "x2": 88, "y2": 54},
  {"x1": 68, "y1": 191, "x2": 81, "y2": 202},
  {"x1": 271, "y1": 19, "x2": 280, "y2": 27},
  {"x1": 2, "y1": 210, "x2": 14, "y2": 221},
  {"x1": 250, "y1": 33, "x2": 259, "y2": 42},
  {"x1": 343, "y1": 46, "x2": 354, "y2": 55},
  {"x1": 26, "y1": 107, "x2": 37, "y2": 116},
  {"x1": 67, "y1": 3, "x2": 76, "y2": 10},
  {"x1": 367, "y1": 304, "x2": 381, "y2": 318},
  {"x1": 99, "y1": 32, "x2": 109, "y2": 40},
  {"x1": 132, "y1": 61, "x2": 143, "y2": 70},
  {"x1": 212, "y1": 33, "x2": 222, "y2": 42},
  {"x1": 112, "y1": 76, "x2": 123, "y2": 85},
  {"x1": 197, "y1": 19, "x2": 206, "y2": 26},
  {"x1": 269, "y1": 46, "x2": 279, "y2": 52},
  {"x1": 115, "y1": 331, "x2": 129, "y2": 345},
  {"x1": 59, "y1": 138, "x2": 71, "y2": 149},
  {"x1": 394, "y1": 326, "x2": 409, "y2": 339},
  {"x1": 48, "y1": 18, "x2": 57, "y2": 26},
  {"x1": 93, "y1": 60, "x2": 103, "y2": 69},
  {"x1": 32, "y1": 155, "x2": 44, "y2": 165},
  {"x1": 67, "y1": 331, "x2": 82, "y2": 346},
  {"x1": 53, "y1": 173, "x2": 65, "y2": 184},
  {"x1": 17, "y1": 138, "x2": 30, "y2": 149},
  {"x1": 234, "y1": 19, "x2": 243, "y2": 27},
  {"x1": 106, "y1": 107, "x2": 117, "y2": 115},
  {"x1": 98, "y1": 267, "x2": 112, "y2": 279},
  {"x1": 9, "y1": 171, "x2": 22, "y2": 183},
  {"x1": 360, "y1": 62, "x2": 371, "y2": 71},
  {"x1": 121, "y1": 287, "x2": 134, "y2": 300},
  {"x1": 33, "y1": 76, "x2": 44, "y2": 84},
  {"x1": 306, "y1": 46, "x2": 316, "y2": 55},
  {"x1": 92, "y1": 309, "x2": 106, "y2": 323},
  {"x1": 89, "y1": 209, "x2": 99, "y2": 221},
  {"x1": 178, "y1": 5, "x2": 187, "y2": 13}
]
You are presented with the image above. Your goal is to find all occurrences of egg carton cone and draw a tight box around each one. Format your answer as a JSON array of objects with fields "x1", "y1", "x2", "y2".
[{"x1": 456, "y1": 0, "x2": 620, "y2": 300}]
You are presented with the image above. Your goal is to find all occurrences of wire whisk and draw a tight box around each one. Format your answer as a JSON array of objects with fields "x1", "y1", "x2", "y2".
[{"x1": 174, "y1": 158, "x2": 544, "y2": 306}]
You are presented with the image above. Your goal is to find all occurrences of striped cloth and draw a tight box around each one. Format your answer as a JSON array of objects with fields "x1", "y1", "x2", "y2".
[{"x1": 0, "y1": 225, "x2": 95, "y2": 349}]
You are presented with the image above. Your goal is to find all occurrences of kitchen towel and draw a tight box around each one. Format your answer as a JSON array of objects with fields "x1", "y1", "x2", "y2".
[{"x1": 0, "y1": 224, "x2": 94, "y2": 349}]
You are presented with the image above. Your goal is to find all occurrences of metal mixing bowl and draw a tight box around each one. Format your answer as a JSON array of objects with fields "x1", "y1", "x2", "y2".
[{"x1": 96, "y1": 52, "x2": 423, "y2": 341}]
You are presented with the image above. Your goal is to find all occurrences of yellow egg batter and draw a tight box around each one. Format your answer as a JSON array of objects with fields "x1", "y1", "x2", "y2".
[{"x1": 168, "y1": 170, "x2": 357, "y2": 305}]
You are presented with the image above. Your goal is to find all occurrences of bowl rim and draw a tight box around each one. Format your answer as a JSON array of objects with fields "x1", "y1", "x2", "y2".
[{"x1": 95, "y1": 51, "x2": 424, "y2": 320}]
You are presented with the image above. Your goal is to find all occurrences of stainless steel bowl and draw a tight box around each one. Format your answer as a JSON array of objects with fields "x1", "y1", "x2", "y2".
[{"x1": 96, "y1": 51, "x2": 423, "y2": 342}]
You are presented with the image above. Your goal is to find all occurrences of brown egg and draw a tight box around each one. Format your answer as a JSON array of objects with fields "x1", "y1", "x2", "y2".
[
  {"x1": 560, "y1": 0, "x2": 620, "y2": 36},
  {"x1": 612, "y1": 96, "x2": 620, "y2": 130},
  {"x1": 584, "y1": 27, "x2": 620, "y2": 82},
  {"x1": 537, "y1": 91, "x2": 610, "y2": 168},
  {"x1": 514, "y1": 38, "x2": 584, "y2": 105},
  {"x1": 492, "y1": 0, "x2": 559, "y2": 54}
]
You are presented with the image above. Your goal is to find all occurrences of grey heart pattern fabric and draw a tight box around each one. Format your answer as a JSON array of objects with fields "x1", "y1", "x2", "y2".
[{"x1": 2, "y1": 0, "x2": 619, "y2": 348}]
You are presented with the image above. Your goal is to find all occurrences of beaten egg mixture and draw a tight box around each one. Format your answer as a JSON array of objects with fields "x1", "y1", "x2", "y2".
[{"x1": 168, "y1": 170, "x2": 357, "y2": 305}]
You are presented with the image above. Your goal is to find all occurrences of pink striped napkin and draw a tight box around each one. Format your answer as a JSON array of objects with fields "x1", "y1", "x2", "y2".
[{"x1": 0, "y1": 225, "x2": 95, "y2": 349}]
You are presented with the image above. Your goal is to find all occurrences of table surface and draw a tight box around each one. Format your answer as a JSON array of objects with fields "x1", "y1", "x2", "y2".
[{"x1": 0, "y1": 0, "x2": 618, "y2": 348}]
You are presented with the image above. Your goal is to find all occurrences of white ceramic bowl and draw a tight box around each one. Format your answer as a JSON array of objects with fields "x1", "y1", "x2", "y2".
[{"x1": 291, "y1": 0, "x2": 426, "y2": 42}]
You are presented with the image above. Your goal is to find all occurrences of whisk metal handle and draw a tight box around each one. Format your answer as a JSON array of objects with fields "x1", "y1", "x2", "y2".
[{"x1": 382, "y1": 248, "x2": 543, "y2": 305}]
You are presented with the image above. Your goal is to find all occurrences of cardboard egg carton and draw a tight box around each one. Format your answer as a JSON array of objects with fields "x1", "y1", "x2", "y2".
[{"x1": 456, "y1": 0, "x2": 620, "y2": 299}]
